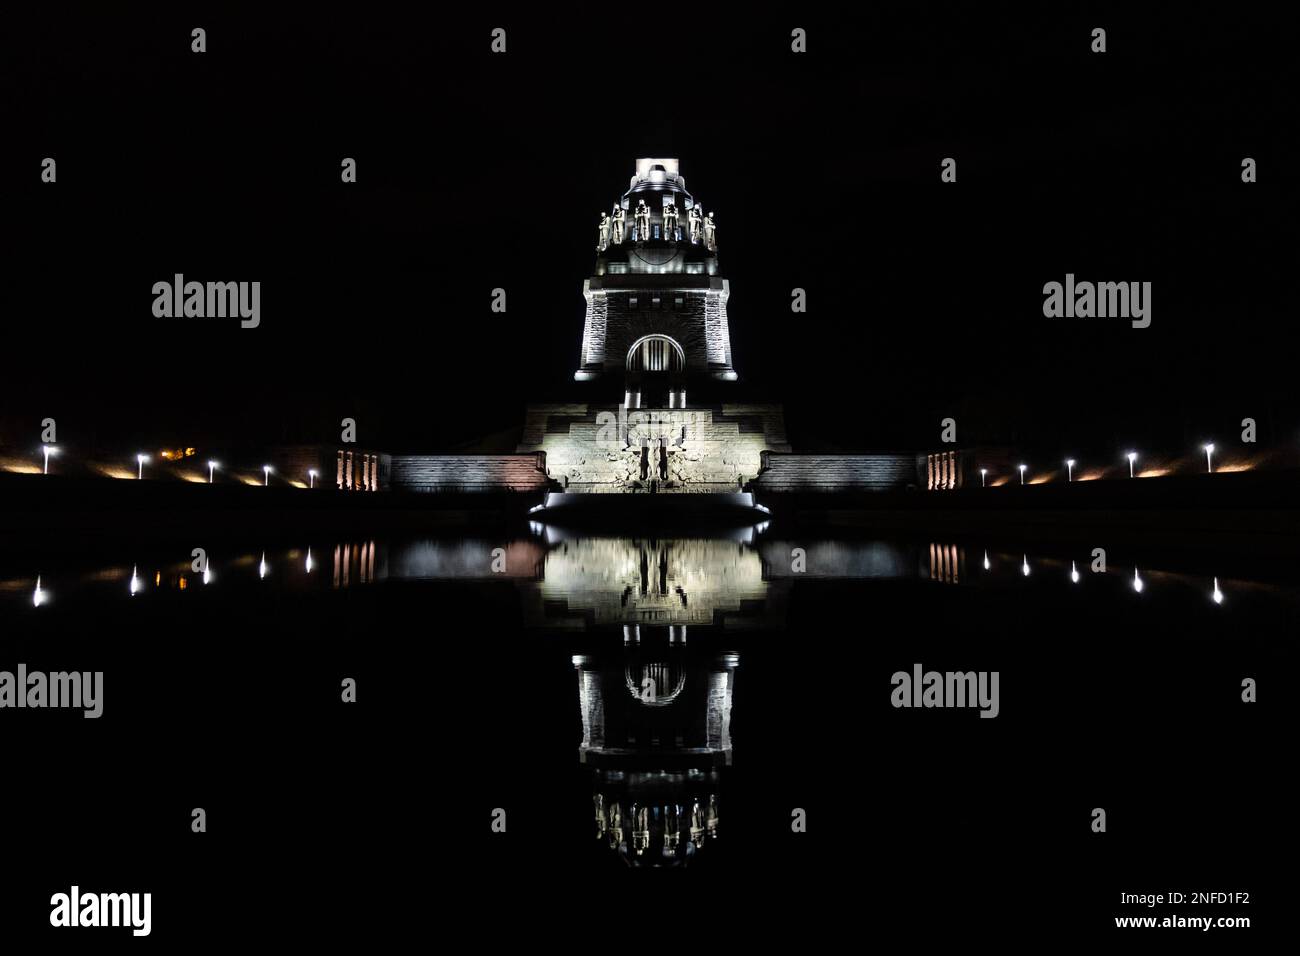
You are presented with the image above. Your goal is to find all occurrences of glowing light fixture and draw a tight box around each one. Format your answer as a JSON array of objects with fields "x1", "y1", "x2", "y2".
[
  {"x1": 208, "y1": 460, "x2": 219, "y2": 483},
  {"x1": 263, "y1": 465, "x2": 273, "y2": 487},
  {"x1": 137, "y1": 454, "x2": 149, "y2": 480},
  {"x1": 1211, "y1": 577, "x2": 1223, "y2": 604},
  {"x1": 305, "y1": 547, "x2": 314, "y2": 573},
  {"x1": 259, "y1": 552, "x2": 269, "y2": 579},
  {"x1": 982, "y1": 550, "x2": 990, "y2": 570},
  {"x1": 33, "y1": 575, "x2": 48, "y2": 607},
  {"x1": 1126, "y1": 452, "x2": 1137, "y2": 478},
  {"x1": 129, "y1": 564, "x2": 142, "y2": 595},
  {"x1": 1132, "y1": 568, "x2": 1144, "y2": 593},
  {"x1": 1203, "y1": 443, "x2": 1215, "y2": 473},
  {"x1": 308, "y1": 468, "x2": 318, "y2": 489},
  {"x1": 1018, "y1": 464, "x2": 1027, "y2": 485},
  {"x1": 979, "y1": 468, "x2": 987, "y2": 488},
  {"x1": 1066, "y1": 458, "x2": 1075, "y2": 482},
  {"x1": 1021, "y1": 554, "x2": 1030, "y2": 577},
  {"x1": 42, "y1": 445, "x2": 58, "y2": 475},
  {"x1": 1070, "y1": 560, "x2": 1080, "y2": 583}
]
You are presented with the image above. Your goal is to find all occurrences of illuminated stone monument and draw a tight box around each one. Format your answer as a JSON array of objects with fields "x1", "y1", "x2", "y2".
[
  {"x1": 520, "y1": 159, "x2": 791, "y2": 494},
  {"x1": 572, "y1": 158, "x2": 736, "y2": 389},
  {"x1": 387, "y1": 159, "x2": 924, "y2": 498}
]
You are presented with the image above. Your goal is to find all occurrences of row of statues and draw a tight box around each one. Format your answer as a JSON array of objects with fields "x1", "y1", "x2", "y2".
[{"x1": 598, "y1": 200, "x2": 716, "y2": 252}]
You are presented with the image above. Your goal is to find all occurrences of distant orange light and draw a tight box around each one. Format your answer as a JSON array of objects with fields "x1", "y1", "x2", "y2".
[
  {"x1": 94, "y1": 465, "x2": 136, "y2": 480},
  {"x1": 0, "y1": 457, "x2": 42, "y2": 475}
]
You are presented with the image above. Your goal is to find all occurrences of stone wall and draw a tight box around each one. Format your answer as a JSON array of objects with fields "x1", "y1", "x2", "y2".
[
  {"x1": 575, "y1": 277, "x2": 734, "y2": 381},
  {"x1": 750, "y1": 453, "x2": 922, "y2": 492},
  {"x1": 388, "y1": 453, "x2": 552, "y2": 493}
]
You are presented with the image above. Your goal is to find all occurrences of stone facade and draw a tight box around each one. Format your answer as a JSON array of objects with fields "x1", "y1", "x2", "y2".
[
  {"x1": 518, "y1": 403, "x2": 791, "y2": 493},
  {"x1": 577, "y1": 278, "x2": 733, "y2": 381},
  {"x1": 750, "y1": 453, "x2": 923, "y2": 493},
  {"x1": 388, "y1": 453, "x2": 551, "y2": 493}
]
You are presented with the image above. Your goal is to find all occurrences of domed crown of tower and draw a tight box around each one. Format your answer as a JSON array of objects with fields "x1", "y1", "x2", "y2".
[{"x1": 596, "y1": 158, "x2": 718, "y2": 257}]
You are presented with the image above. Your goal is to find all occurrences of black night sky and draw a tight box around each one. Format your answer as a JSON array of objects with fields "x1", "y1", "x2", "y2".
[{"x1": 4, "y1": 7, "x2": 1293, "y2": 460}]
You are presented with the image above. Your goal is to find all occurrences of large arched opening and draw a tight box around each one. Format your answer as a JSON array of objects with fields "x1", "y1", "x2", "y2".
[{"x1": 625, "y1": 335, "x2": 686, "y2": 408}]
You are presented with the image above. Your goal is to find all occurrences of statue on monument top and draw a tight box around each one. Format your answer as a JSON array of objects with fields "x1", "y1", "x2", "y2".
[
  {"x1": 662, "y1": 201, "x2": 679, "y2": 241},
  {"x1": 635, "y1": 200, "x2": 651, "y2": 242},
  {"x1": 703, "y1": 211, "x2": 717, "y2": 251},
  {"x1": 611, "y1": 205, "x2": 625, "y2": 245},
  {"x1": 597, "y1": 211, "x2": 611, "y2": 252},
  {"x1": 687, "y1": 205, "x2": 702, "y2": 245}
]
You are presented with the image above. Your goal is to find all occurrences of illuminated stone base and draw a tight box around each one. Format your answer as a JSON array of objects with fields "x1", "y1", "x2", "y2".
[{"x1": 518, "y1": 403, "x2": 791, "y2": 493}]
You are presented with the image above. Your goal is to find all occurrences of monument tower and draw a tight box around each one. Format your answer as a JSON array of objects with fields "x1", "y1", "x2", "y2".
[
  {"x1": 520, "y1": 159, "x2": 790, "y2": 494},
  {"x1": 575, "y1": 158, "x2": 737, "y2": 405}
]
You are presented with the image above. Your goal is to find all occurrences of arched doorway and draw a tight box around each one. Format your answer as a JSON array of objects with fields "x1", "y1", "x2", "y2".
[{"x1": 625, "y1": 335, "x2": 686, "y2": 408}]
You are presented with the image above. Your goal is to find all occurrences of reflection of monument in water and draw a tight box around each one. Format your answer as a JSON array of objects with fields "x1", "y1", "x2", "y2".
[
  {"x1": 524, "y1": 530, "x2": 783, "y2": 629},
  {"x1": 374, "y1": 531, "x2": 950, "y2": 629},
  {"x1": 573, "y1": 630, "x2": 737, "y2": 867}
]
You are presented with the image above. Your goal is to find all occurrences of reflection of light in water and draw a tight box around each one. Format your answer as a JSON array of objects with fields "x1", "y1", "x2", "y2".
[
  {"x1": 129, "y1": 565, "x2": 142, "y2": 595},
  {"x1": 983, "y1": 550, "x2": 990, "y2": 571},
  {"x1": 1132, "y1": 568, "x2": 1144, "y2": 593},
  {"x1": 259, "y1": 552, "x2": 268, "y2": 579},
  {"x1": 1070, "y1": 561, "x2": 1080, "y2": 583},
  {"x1": 1212, "y1": 577, "x2": 1223, "y2": 604},
  {"x1": 305, "y1": 547, "x2": 314, "y2": 573},
  {"x1": 33, "y1": 575, "x2": 48, "y2": 607},
  {"x1": 534, "y1": 538, "x2": 770, "y2": 626},
  {"x1": 1021, "y1": 555, "x2": 1030, "y2": 577}
]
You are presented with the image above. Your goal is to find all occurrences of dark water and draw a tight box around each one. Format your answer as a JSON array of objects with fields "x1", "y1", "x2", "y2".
[{"x1": 2, "y1": 527, "x2": 1288, "y2": 937}]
